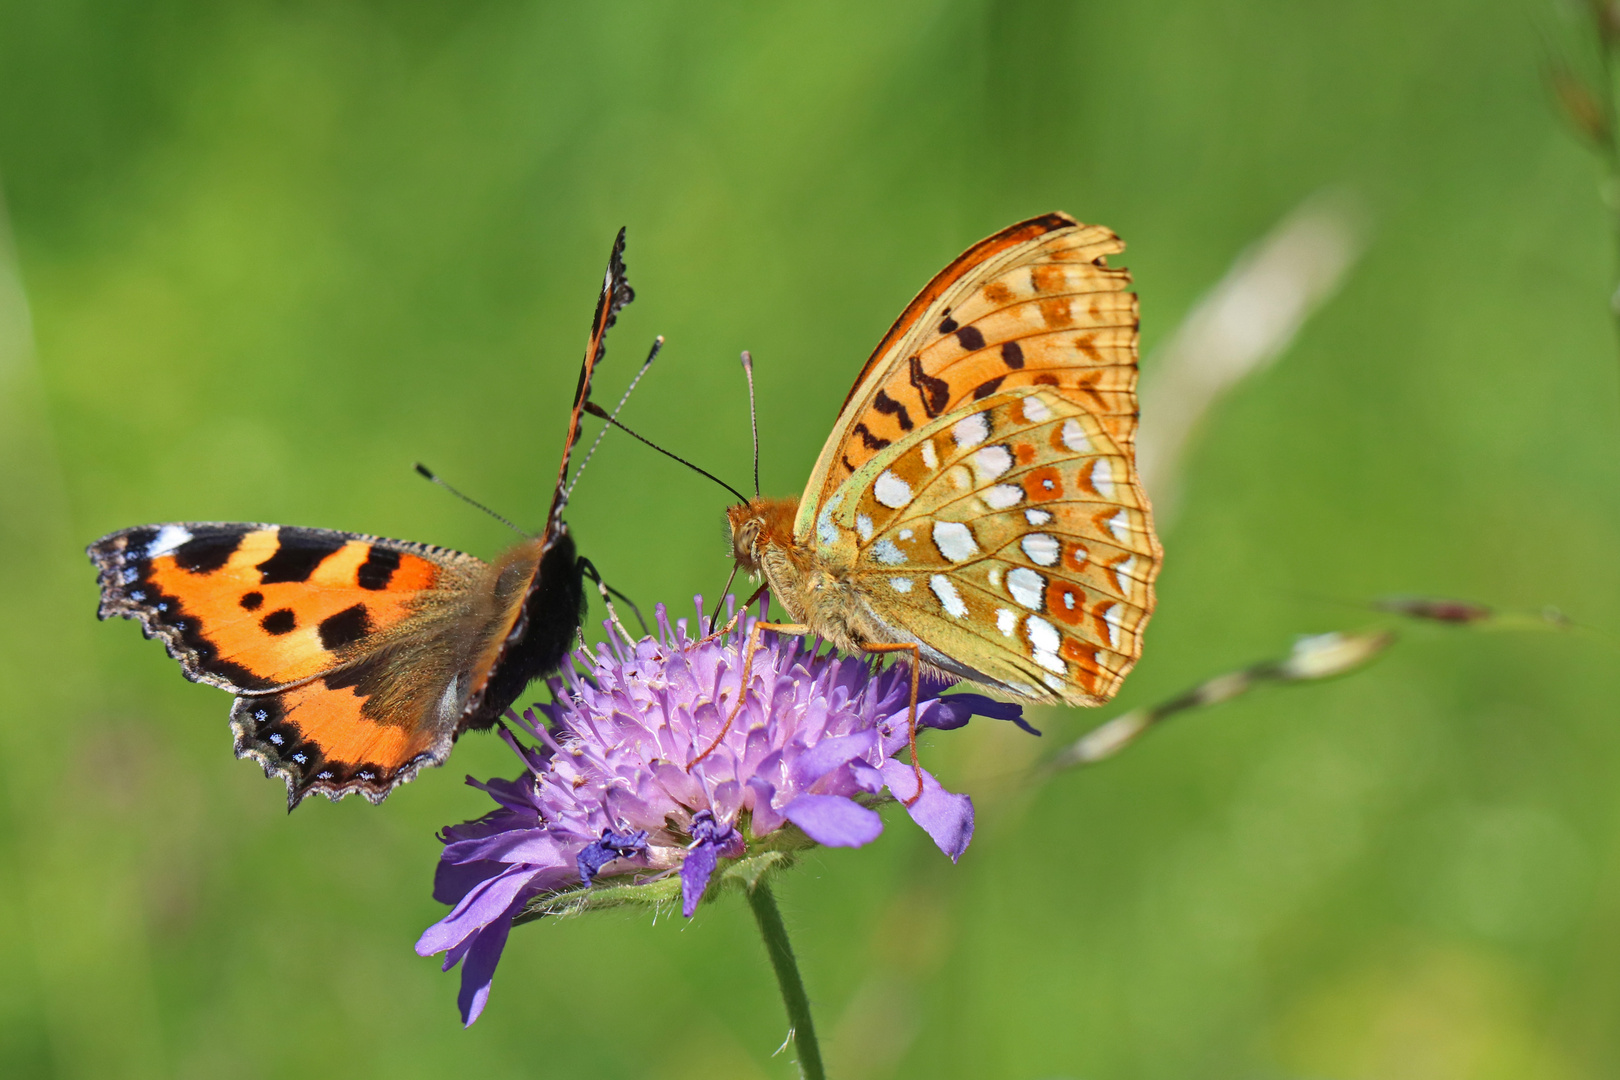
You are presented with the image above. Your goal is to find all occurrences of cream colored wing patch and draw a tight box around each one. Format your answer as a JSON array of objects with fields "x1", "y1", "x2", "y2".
[{"x1": 829, "y1": 388, "x2": 1160, "y2": 706}]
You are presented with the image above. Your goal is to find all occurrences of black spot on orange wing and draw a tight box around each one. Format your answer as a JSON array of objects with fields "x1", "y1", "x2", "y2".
[
  {"x1": 240, "y1": 591, "x2": 264, "y2": 610},
  {"x1": 908, "y1": 355, "x2": 950, "y2": 418},
  {"x1": 88, "y1": 532, "x2": 275, "y2": 692},
  {"x1": 955, "y1": 325, "x2": 986, "y2": 351},
  {"x1": 262, "y1": 609, "x2": 297, "y2": 635},
  {"x1": 873, "y1": 389, "x2": 914, "y2": 431},
  {"x1": 357, "y1": 547, "x2": 401, "y2": 590},
  {"x1": 853, "y1": 422, "x2": 890, "y2": 451},
  {"x1": 939, "y1": 314, "x2": 959, "y2": 334},
  {"x1": 1001, "y1": 341, "x2": 1025, "y2": 369},
  {"x1": 173, "y1": 532, "x2": 242, "y2": 574},
  {"x1": 972, "y1": 376, "x2": 1006, "y2": 400},
  {"x1": 323, "y1": 645, "x2": 397, "y2": 698},
  {"x1": 256, "y1": 528, "x2": 345, "y2": 584},
  {"x1": 318, "y1": 604, "x2": 373, "y2": 651}
]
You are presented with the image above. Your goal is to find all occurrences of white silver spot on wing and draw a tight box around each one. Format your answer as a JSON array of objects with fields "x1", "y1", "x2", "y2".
[
  {"x1": 1043, "y1": 673, "x2": 1066, "y2": 690},
  {"x1": 1116, "y1": 555, "x2": 1138, "y2": 597},
  {"x1": 983, "y1": 483, "x2": 1022, "y2": 510},
  {"x1": 1101, "y1": 602, "x2": 1123, "y2": 648},
  {"x1": 899, "y1": 528, "x2": 913, "y2": 540},
  {"x1": 1026, "y1": 615, "x2": 1065, "y2": 674},
  {"x1": 1007, "y1": 567, "x2": 1045, "y2": 610},
  {"x1": 996, "y1": 607, "x2": 1017, "y2": 637},
  {"x1": 1021, "y1": 533, "x2": 1060, "y2": 567},
  {"x1": 920, "y1": 439, "x2": 938, "y2": 469},
  {"x1": 856, "y1": 514, "x2": 873, "y2": 542},
  {"x1": 1021, "y1": 395, "x2": 1052, "y2": 422},
  {"x1": 972, "y1": 445, "x2": 1013, "y2": 481},
  {"x1": 873, "y1": 538, "x2": 906, "y2": 565},
  {"x1": 987, "y1": 567, "x2": 1003, "y2": 588},
  {"x1": 1025, "y1": 508, "x2": 1052, "y2": 526},
  {"x1": 1062, "y1": 589, "x2": 1077, "y2": 610},
  {"x1": 952, "y1": 412, "x2": 989, "y2": 449},
  {"x1": 1061, "y1": 418, "x2": 1092, "y2": 453},
  {"x1": 932, "y1": 521, "x2": 980, "y2": 562},
  {"x1": 890, "y1": 577, "x2": 912, "y2": 593},
  {"x1": 930, "y1": 574, "x2": 967, "y2": 617},
  {"x1": 1107, "y1": 509, "x2": 1133, "y2": 543},
  {"x1": 1090, "y1": 459, "x2": 1116, "y2": 499},
  {"x1": 146, "y1": 524, "x2": 193, "y2": 559},
  {"x1": 816, "y1": 498, "x2": 839, "y2": 546},
  {"x1": 874, "y1": 470, "x2": 914, "y2": 509}
]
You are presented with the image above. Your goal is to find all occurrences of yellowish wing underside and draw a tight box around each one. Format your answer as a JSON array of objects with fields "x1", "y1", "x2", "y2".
[
  {"x1": 822, "y1": 387, "x2": 1158, "y2": 705},
  {"x1": 794, "y1": 214, "x2": 1137, "y2": 541}
]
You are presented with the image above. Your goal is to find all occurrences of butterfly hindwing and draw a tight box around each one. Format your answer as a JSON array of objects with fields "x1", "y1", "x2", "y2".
[{"x1": 826, "y1": 388, "x2": 1156, "y2": 704}]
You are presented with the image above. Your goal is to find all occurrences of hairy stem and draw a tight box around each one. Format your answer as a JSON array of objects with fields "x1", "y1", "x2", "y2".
[{"x1": 746, "y1": 879, "x2": 826, "y2": 1080}]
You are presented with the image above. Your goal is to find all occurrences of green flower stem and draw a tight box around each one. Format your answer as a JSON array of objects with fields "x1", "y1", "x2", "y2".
[{"x1": 746, "y1": 878, "x2": 826, "y2": 1080}]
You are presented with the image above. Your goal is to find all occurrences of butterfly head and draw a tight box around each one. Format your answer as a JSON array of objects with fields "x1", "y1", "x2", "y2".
[{"x1": 725, "y1": 496, "x2": 798, "y2": 574}]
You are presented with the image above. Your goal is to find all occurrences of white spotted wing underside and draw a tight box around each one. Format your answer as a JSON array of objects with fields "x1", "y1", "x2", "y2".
[{"x1": 800, "y1": 214, "x2": 1161, "y2": 705}]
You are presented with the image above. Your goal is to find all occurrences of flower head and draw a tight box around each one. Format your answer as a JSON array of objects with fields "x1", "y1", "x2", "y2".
[{"x1": 416, "y1": 598, "x2": 1034, "y2": 1024}]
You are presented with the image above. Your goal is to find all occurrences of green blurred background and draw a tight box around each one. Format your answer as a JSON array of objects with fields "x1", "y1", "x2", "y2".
[{"x1": 1, "y1": 1, "x2": 1615, "y2": 1077}]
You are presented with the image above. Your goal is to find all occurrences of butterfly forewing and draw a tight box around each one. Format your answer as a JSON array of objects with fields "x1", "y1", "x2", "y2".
[
  {"x1": 797, "y1": 214, "x2": 1140, "y2": 539},
  {"x1": 824, "y1": 387, "x2": 1157, "y2": 704}
]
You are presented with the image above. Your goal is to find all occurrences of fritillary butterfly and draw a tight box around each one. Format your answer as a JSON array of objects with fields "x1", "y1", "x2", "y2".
[{"x1": 700, "y1": 213, "x2": 1162, "y2": 785}]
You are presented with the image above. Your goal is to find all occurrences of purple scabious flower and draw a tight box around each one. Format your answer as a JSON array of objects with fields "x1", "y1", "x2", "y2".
[{"x1": 416, "y1": 598, "x2": 1034, "y2": 1025}]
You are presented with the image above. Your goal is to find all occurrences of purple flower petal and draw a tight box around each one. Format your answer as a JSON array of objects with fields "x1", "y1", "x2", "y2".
[
  {"x1": 416, "y1": 863, "x2": 535, "y2": 957},
  {"x1": 782, "y1": 794, "x2": 884, "y2": 847},
  {"x1": 921, "y1": 693, "x2": 1040, "y2": 735},
  {"x1": 879, "y1": 760, "x2": 975, "y2": 862},
  {"x1": 746, "y1": 776, "x2": 785, "y2": 835},
  {"x1": 790, "y1": 730, "x2": 879, "y2": 790},
  {"x1": 457, "y1": 897, "x2": 519, "y2": 1026},
  {"x1": 419, "y1": 597, "x2": 1017, "y2": 1022},
  {"x1": 576, "y1": 828, "x2": 649, "y2": 886},
  {"x1": 443, "y1": 829, "x2": 563, "y2": 867},
  {"x1": 432, "y1": 858, "x2": 505, "y2": 907},
  {"x1": 680, "y1": 840, "x2": 719, "y2": 917}
]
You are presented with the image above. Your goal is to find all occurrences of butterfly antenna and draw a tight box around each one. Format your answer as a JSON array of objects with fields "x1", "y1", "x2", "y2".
[
  {"x1": 414, "y1": 464, "x2": 532, "y2": 538},
  {"x1": 581, "y1": 402, "x2": 750, "y2": 503},
  {"x1": 740, "y1": 349, "x2": 760, "y2": 498},
  {"x1": 566, "y1": 335, "x2": 664, "y2": 502}
]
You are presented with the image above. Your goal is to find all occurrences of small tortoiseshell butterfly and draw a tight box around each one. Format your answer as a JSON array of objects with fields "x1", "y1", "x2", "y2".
[{"x1": 89, "y1": 230, "x2": 636, "y2": 808}]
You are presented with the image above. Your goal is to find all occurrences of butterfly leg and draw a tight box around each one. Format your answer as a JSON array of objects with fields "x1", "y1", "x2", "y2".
[
  {"x1": 860, "y1": 643, "x2": 924, "y2": 807},
  {"x1": 713, "y1": 582, "x2": 770, "y2": 640},
  {"x1": 688, "y1": 620, "x2": 808, "y2": 769},
  {"x1": 578, "y1": 557, "x2": 647, "y2": 643}
]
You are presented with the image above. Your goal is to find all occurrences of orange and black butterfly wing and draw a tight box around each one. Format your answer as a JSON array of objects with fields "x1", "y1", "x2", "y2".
[
  {"x1": 799, "y1": 213, "x2": 1139, "y2": 513},
  {"x1": 458, "y1": 225, "x2": 635, "y2": 727},
  {"x1": 90, "y1": 522, "x2": 487, "y2": 805},
  {"x1": 87, "y1": 229, "x2": 638, "y2": 807}
]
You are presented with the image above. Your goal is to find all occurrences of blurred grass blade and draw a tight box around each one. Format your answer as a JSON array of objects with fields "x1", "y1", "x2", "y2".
[
  {"x1": 1136, "y1": 189, "x2": 1366, "y2": 525},
  {"x1": 1372, "y1": 595, "x2": 1573, "y2": 631},
  {"x1": 1047, "y1": 629, "x2": 1394, "y2": 771}
]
